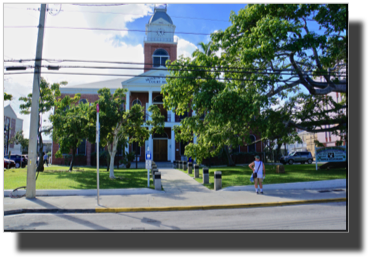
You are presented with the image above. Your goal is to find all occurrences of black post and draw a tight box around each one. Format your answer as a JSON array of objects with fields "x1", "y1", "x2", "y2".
[
  {"x1": 135, "y1": 144, "x2": 138, "y2": 169},
  {"x1": 6, "y1": 121, "x2": 10, "y2": 156}
]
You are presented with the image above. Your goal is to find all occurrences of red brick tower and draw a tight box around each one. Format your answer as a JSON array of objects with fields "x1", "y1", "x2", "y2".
[{"x1": 144, "y1": 5, "x2": 177, "y2": 72}]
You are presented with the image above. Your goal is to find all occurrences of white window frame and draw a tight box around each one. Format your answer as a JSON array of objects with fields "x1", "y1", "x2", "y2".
[{"x1": 152, "y1": 49, "x2": 169, "y2": 68}]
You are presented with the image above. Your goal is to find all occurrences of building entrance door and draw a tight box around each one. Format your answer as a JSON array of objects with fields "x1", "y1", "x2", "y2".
[{"x1": 153, "y1": 139, "x2": 167, "y2": 161}]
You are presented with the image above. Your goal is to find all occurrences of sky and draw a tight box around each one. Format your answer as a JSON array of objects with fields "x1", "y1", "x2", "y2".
[
  {"x1": 2, "y1": 2, "x2": 344, "y2": 142},
  {"x1": 3, "y1": 3, "x2": 246, "y2": 141}
]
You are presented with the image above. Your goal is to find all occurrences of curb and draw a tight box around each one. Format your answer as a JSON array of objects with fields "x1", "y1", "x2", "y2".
[
  {"x1": 4, "y1": 198, "x2": 346, "y2": 216},
  {"x1": 94, "y1": 197, "x2": 346, "y2": 213},
  {"x1": 4, "y1": 209, "x2": 96, "y2": 216}
]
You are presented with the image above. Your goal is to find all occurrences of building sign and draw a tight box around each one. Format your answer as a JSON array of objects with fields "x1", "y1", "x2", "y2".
[
  {"x1": 145, "y1": 75, "x2": 167, "y2": 84},
  {"x1": 315, "y1": 146, "x2": 346, "y2": 162}
]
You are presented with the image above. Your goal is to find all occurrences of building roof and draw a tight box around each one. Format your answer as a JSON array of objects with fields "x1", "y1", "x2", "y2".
[
  {"x1": 63, "y1": 78, "x2": 130, "y2": 89},
  {"x1": 148, "y1": 10, "x2": 173, "y2": 24}
]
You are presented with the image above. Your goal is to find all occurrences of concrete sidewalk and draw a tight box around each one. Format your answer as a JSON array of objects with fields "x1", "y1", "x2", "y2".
[{"x1": 4, "y1": 168, "x2": 347, "y2": 215}]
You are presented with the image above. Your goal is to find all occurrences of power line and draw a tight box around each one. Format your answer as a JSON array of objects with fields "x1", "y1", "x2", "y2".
[
  {"x1": 4, "y1": 5, "x2": 231, "y2": 22},
  {"x1": 4, "y1": 58, "x2": 347, "y2": 76},
  {"x1": 4, "y1": 64, "x2": 346, "y2": 77},
  {"x1": 4, "y1": 25, "x2": 212, "y2": 36},
  {"x1": 4, "y1": 24, "x2": 342, "y2": 37},
  {"x1": 4, "y1": 71, "x2": 346, "y2": 84}
]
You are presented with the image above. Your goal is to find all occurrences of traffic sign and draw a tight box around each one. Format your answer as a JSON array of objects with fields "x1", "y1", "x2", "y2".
[
  {"x1": 146, "y1": 160, "x2": 152, "y2": 169},
  {"x1": 146, "y1": 152, "x2": 152, "y2": 160}
]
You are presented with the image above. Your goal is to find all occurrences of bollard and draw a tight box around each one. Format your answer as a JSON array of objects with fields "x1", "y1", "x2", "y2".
[
  {"x1": 194, "y1": 164, "x2": 199, "y2": 178},
  {"x1": 203, "y1": 168, "x2": 209, "y2": 184},
  {"x1": 152, "y1": 168, "x2": 158, "y2": 185},
  {"x1": 188, "y1": 162, "x2": 192, "y2": 174},
  {"x1": 174, "y1": 161, "x2": 177, "y2": 168},
  {"x1": 214, "y1": 171, "x2": 222, "y2": 190},
  {"x1": 183, "y1": 161, "x2": 187, "y2": 171},
  {"x1": 154, "y1": 172, "x2": 161, "y2": 190}
]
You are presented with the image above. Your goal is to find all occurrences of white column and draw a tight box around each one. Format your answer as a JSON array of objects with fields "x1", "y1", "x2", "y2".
[
  {"x1": 126, "y1": 90, "x2": 130, "y2": 110},
  {"x1": 148, "y1": 90, "x2": 153, "y2": 107},
  {"x1": 171, "y1": 129, "x2": 175, "y2": 163},
  {"x1": 149, "y1": 135, "x2": 153, "y2": 161},
  {"x1": 171, "y1": 108, "x2": 175, "y2": 123},
  {"x1": 148, "y1": 90, "x2": 153, "y2": 160},
  {"x1": 125, "y1": 91, "x2": 130, "y2": 155}
]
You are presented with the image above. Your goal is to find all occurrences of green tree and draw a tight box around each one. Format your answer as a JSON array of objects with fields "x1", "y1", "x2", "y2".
[
  {"x1": 162, "y1": 4, "x2": 347, "y2": 164},
  {"x1": 19, "y1": 78, "x2": 65, "y2": 171},
  {"x1": 87, "y1": 88, "x2": 165, "y2": 179},
  {"x1": 4, "y1": 93, "x2": 12, "y2": 101},
  {"x1": 50, "y1": 94, "x2": 89, "y2": 171},
  {"x1": 211, "y1": 4, "x2": 347, "y2": 133},
  {"x1": 9, "y1": 130, "x2": 29, "y2": 153}
]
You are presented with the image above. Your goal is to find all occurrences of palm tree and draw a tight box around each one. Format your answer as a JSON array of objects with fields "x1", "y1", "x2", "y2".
[{"x1": 192, "y1": 41, "x2": 214, "y2": 57}]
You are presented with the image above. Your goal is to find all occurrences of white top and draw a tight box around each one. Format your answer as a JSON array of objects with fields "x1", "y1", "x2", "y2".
[{"x1": 254, "y1": 161, "x2": 264, "y2": 178}]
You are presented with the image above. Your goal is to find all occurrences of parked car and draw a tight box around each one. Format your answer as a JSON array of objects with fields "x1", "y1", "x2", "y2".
[
  {"x1": 280, "y1": 151, "x2": 314, "y2": 165},
  {"x1": 4, "y1": 154, "x2": 27, "y2": 168},
  {"x1": 4, "y1": 158, "x2": 16, "y2": 169}
]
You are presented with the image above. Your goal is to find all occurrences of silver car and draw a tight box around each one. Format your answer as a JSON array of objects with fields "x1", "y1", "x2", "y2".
[{"x1": 280, "y1": 151, "x2": 313, "y2": 165}]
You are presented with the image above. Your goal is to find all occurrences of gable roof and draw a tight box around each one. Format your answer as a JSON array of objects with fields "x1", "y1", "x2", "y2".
[
  {"x1": 63, "y1": 78, "x2": 129, "y2": 89},
  {"x1": 4, "y1": 104, "x2": 18, "y2": 118},
  {"x1": 148, "y1": 10, "x2": 173, "y2": 24}
]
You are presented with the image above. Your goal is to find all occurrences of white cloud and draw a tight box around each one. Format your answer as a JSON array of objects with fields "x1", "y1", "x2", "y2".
[
  {"x1": 4, "y1": 4, "x2": 155, "y2": 139},
  {"x1": 175, "y1": 35, "x2": 198, "y2": 59}
]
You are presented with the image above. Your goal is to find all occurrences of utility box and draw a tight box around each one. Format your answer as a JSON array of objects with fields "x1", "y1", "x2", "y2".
[
  {"x1": 154, "y1": 172, "x2": 161, "y2": 190},
  {"x1": 214, "y1": 171, "x2": 222, "y2": 190},
  {"x1": 203, "y1": 168, "x2": 209, "y2": 184},
  {"x1": 194, "y1": 164, "x2": 199, "y2": 178}
]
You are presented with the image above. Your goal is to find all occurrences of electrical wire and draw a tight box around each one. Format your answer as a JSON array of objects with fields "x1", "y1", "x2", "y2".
[
  {"x1": 4, "y1": 25, "x2": 212, "y2": 36},
  {"x1": 4, "y1": 71, "x2": 346, "y2": 84},
  {"x1": 6, "y1": 64, "x2": 346, "y2": 77},
  {"x1": 4, "y1": 58, "x2": 347, "y2": 76}
]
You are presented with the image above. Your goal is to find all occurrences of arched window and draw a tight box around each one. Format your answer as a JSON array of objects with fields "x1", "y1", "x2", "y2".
[
  {"x1": 248, "y1": 135, "x2": 256, "y2": 152},
  {"x1": 153, "y1": 48, "x2": 169, "y2": 67},
  {"x1": 132, "y1": 99, "x2": 142, "y2": 106},
  {"x1": 79, "y1": 99, "x2": 88, "y2": 104},
  {"x1": 153, "y1": 132, "x2": 168, "y2": 139},
  {"x1": 153, "y1": 95, "x2": 163, "y2": 103}
]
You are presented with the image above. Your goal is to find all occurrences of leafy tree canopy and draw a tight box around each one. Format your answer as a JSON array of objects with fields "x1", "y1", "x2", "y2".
[
  {"x1": 87, "y1": 88, "x2": 165, "y2": 178},
  {"x1": 50, "y1": 93, "x2": 89, "y2": 171},
  {"x1": 163, "y1": 4, "x2": 347, "y2": 163}
]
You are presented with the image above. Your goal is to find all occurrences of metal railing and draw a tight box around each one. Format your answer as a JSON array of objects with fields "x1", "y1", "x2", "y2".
[{"x1": 144, "y1": 36, "x2": 178, "y2": 43}]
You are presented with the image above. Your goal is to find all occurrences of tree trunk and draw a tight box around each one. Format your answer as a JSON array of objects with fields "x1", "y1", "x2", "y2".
[
  {"x1": 36, "y1": 131, "x2": 44, "y2": 172},
  {"x1": 276, "y1": 142, "x2": 283, "y2": 162},
  {"x1": 69, "y1": 149, "x2": 76, "y2": 171},
  {"x1": 108, "y1": 128, "x2": 120, "y2": 179},
  {"x1": 224, "y1": 145, "x2": 235, "y2": 166},
  {"x1": 109, "y1": 150, "x2": 117, "y2": 179}
]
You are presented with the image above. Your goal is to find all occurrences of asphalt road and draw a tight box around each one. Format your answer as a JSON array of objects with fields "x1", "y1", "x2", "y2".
[{"x1": 4, "y1": 202, "x2": 346, "y2": 230}]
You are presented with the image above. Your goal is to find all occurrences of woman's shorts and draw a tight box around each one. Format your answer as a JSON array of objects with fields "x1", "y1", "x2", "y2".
[{"x1": 254, "y1": 178, "x2": 263, "y2": 184}]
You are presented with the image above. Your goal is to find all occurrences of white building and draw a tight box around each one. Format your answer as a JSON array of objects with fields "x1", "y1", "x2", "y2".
[
  {"x1": 4, "y1": 104, "x2": 24, "y2": 155},
  {"x1": 52, "y1": 5, "x2": 185, "y2": 165}
]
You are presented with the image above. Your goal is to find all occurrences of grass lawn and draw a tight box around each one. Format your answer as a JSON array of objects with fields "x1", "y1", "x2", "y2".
[
  {"x1": 179, "y1": 164, "x2": 347, "y2": 190},
  {"x1": 4, "y1": 165, "x2": 155, "y2": 190}
]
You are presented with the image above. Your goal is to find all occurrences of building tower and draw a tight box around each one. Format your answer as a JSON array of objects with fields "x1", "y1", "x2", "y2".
[{"x1": 144, "y1": 4, "x2": 177, "y2": 72}]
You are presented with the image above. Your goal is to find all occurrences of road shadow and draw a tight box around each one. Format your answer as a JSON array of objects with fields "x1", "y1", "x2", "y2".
[{"x1": 17, "y1": 198, "x2": 109, "y2": 230}]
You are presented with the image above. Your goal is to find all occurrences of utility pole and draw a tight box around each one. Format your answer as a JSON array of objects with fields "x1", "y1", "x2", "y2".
[{"x1": 26, "y1": 4, "x2": 46, "y2": 199}]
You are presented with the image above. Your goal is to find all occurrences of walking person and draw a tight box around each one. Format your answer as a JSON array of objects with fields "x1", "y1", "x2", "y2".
[
  {"x1": 43, "y1": 152, "x2": 49, "y2": 167},
  {"x1": 249, "y1": 155, "x2": 266, "y2": 194}
]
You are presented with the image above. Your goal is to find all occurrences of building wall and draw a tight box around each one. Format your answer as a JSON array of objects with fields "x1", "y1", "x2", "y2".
[
  {"x1": 144, "y1": 42, "x2": 177, "y2": 72},
  {"x1": 4, "y1": 105, "x2": 23, "y2": 155}
]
